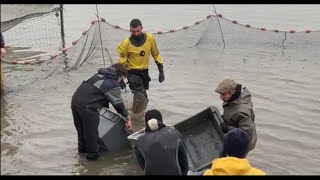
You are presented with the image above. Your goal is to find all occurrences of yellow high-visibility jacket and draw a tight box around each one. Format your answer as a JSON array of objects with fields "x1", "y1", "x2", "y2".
[
  {"x1": 117, "y1": 32, "x2": 162, "y2": 70},
  {"x1": 203, "y1": 157, "x2": 266, "y2": 176}
]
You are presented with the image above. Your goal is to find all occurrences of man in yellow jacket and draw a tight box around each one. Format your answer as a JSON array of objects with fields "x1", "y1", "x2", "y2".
[
  {"x1": 117, "y1": 19, "x2": 164, "y2": 101},
  {"x1": 203, "y1": 128, "x2": 265, "y2": 175}
]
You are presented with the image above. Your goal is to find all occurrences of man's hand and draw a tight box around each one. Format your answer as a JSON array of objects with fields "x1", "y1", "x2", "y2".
[
  {"x1": 159, "y1": 71, "x2": 165, "y2": 83},
  {"x1": 0, "y1": 48, "x2": 6, "y2": 60},
  {"x1": 125, "y1": 116, "x2": 132, "y2": 130},
  {"x1": 220, "y1": 122, "x2": 229, "y2": 133},
  {"x1": 119, "y1": 79, "x2": 126, "y2": 89}
]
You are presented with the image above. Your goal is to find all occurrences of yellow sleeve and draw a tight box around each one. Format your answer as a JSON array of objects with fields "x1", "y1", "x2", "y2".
[
  {"x1": 117, "y1": 40, "x2": 128, "y2": 64},
  {"x1": 150, "y1": 34, "x2": 162, "y2": 64},
  {"x1": 202, "y1": 169, "x2": 213, "y2": 176}
]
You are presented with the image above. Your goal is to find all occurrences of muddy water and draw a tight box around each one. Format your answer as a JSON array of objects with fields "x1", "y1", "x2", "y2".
[{"x1": 1, "y1": 5, "x2": 320, "y2": 175}]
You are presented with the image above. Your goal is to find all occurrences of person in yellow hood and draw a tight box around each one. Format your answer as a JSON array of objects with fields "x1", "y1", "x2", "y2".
[
  {"x1": 203, "y1": 128, "x2": 265, "y2": 175},
  {"x1": 117, "y1": 19, "x2": 164, "y2": 101}
]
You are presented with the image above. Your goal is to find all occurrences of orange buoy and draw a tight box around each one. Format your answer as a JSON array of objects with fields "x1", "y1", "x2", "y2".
[
  {"x1": 91, "y1": 20, "x2": 96, "y2": 24},
  {"x1": 39, "y1": 58, "x2": 45, "y2": 63},
  {"x1": 207, "y1": 15, "x2": 212, "y2": 18},
  {"x1": 274, "y1": 29, "x2": 279, "y2": 33},
  {"x1": 24, "y1": 60, "x2": 31, "y2": 64},
  {"x1": 100, "y1": 17, "x2": 106, "y2": 22},
  {"x1": 62, "y1": 48, "x2": 68, "y2": 53},
  {"x1": 183, "y1": 26, "x2": 189, "y2": 29},
  {"x1": 232, "y1": 20, "x2": 238, "y2": 24},
  {"x1": 11, "y1": 60, "x2": 18, "y2": 64},
  {"x1": 305, "y1": 30, "x2": 311, "y2": 33},
  {"x1": 72, "y1": 40, "x2": 77, "y2": 45},
  {"x1": 245, "y1": 24, "x2": 251, "y2": 28},
  {"x1": 260, "y1": 28, "x2": 266, "y2": 31},
  {"x1": 157, "y1": 31, "x2": 163, "y2": 34},
  {"x1": 289, "y1": 30, "x2": 295, "y2": 33},
  {"x1": 195, "y1": 21, "x2": 200, "y2": 25},
  {"x1": 169, "y1": 29, "x2": 175, "y2": 32},
  {"x1": 217, "y1": 14, "x2": 222, "y2": 17},
  {"x1": 82, "y1": 31, "x2": 87, "y2": 35},
  {"x1": 51, "y1": 54, "x2": 57, "y2": 58},
  {"x1": 114, "y1": 25, "x2": 120, "y2": 29}
]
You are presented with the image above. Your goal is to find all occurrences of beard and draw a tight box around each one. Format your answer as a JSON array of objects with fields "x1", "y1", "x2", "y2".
[
  {"x1": 131, "y1": 33, "x2": 144, "y2": 41},
  {"x1": 129, "y1": 33, "x2": 146, "y2": 47}
]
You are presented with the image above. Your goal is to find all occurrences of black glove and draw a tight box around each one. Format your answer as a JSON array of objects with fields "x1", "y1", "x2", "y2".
[
  {"x1": 156, "y1": 63, "x2": 165, "y2": 83},
  {"x1": 159, "y1": 71, "x2": 165, "y2": 83},
  {"x1": 220, "y1": 122, "x2": 229, "y2": 133},
  {"x1": 119, "y1": 79, "x2": 126, "y2": 89}
]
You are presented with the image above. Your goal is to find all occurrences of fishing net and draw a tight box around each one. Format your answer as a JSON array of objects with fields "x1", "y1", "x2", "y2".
[
  {"x1": 1, "y1": 5, "x2": 62, "y2": 61},
  {"x1": 0, "y1": 14, "x2": 209, "y2": 93},
  {"x1": 107, "y1": 89, "x2": 148, "y2": 119},
  {"x1": 196, "y1": 15, "x2": 320, "y2": 53},
  {"x1": 1, "y1": 12, "x2": 319, "y2": 95}
]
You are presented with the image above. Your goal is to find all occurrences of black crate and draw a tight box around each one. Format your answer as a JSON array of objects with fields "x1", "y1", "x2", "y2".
[
  {"x1": 98, "y1": 108, "x2": 131, "y2": 152},
  {"x1": 173, "y1": 106, "x2": 224, "y2": 172}
]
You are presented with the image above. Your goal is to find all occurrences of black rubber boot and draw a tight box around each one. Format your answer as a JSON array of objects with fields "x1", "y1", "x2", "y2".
[
  {"x1": 78, "y1": 148, "x2": 86, "y2": 154},
  {"x1": 86, "y1": 152, "x2": 99, "y2": 161}
]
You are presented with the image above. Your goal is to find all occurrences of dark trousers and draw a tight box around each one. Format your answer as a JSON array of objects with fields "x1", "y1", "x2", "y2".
[
  {"x1": 128, "y1": 74, "x2": 147, "y2": 99},
  {"x1": 71, "y1": 103, "x2": 100, "y2": 154},
  {"x1": 127, "y1": 70, "x2": 150, "y2": 99}
]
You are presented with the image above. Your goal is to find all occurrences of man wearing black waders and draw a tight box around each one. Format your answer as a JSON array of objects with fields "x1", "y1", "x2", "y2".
[
  {"x1": 117, "y1": 19, "x2": 165, "y2": 113},
  {"x1": 71, "y1": 63, "x2": 132, "y2": 161}
]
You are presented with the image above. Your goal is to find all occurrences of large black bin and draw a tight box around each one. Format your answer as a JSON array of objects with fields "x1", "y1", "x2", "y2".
[
  {"x1": 98, "y1": 108, "x2": 131, "y2": 152},
  {"x1": 173, "y1": 106, "x2": 224, "y2": 172}
]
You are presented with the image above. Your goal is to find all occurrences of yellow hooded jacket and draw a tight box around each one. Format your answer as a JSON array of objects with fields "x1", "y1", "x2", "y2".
[
  {"x1": 117, "y1": 32, "x2": 162, "y2": 70},
  {"x1": 203, "y1": 157, "x2": 266, "y2": 175}
]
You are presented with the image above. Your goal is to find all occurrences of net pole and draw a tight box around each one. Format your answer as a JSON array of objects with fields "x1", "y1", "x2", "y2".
[
  {"x1": 95, "y1": 4, "x2": 107, "y2": 68},
  {"x1": 212, "y1": 3, "x2": 225, "y2": 49},
  {"x1": 59, "y1": 4, "x2": 66, "y2": 48}
]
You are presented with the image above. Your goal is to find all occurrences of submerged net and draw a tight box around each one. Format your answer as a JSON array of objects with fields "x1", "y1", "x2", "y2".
[
  {"x1": 2, "y1": 12, "x2": 320, "y2": 93},
  {"x1": 1, "y1": 5, "x2": 62, "y2": 61}
]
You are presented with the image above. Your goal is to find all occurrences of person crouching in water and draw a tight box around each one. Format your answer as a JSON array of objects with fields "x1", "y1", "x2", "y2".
[
  {"x1": 134, "y1": 109, "x2": 189, "y2": 175},
  {"x1": 71, "y1": 63, "x2": 132, "y2": 161},
  {"x1": 203, "y1": 128, "x2": 265, "y2": 175}
]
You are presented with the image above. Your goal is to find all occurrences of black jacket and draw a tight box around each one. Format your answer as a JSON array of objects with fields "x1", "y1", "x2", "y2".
[
  {"x1": 135, "y1": 127, "x2": 189, "y2": 175},
  {"x1": 71, "y1": 67, "x2": 128, "y2": 118}
]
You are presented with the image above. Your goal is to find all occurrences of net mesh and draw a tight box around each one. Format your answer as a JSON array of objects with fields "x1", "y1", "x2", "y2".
[
  {"x1": 109, "y1": 89, "x2": 148, "y2": 118},
  {"x1": 1, "y1": 5, "x2": 62, "y2": 64},
  {"x1": 196, "y1": 16, "x2": 320, "y2": 51},
  {"x1": 1, "y1": 4, "x2": 59, "y2": 32},
  {"x1": 2, "y1": 14, "x2": 320, "y2": 93}
]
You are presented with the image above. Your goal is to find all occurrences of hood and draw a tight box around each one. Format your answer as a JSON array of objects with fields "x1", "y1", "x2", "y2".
[
  {"x1": 209, "y1": 157, "x2": 253, "y2": 175},
  {"x1": 98, "y1": 67, "x2": 117, "y2": 80},
  {"x1": 223, "y1": 87, "x2": 252, "y2": 106}
]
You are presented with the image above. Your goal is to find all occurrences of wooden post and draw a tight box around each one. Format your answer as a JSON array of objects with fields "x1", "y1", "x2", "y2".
[{"x1": 59, "y1": 4, "x2": 66, "y2": 48}]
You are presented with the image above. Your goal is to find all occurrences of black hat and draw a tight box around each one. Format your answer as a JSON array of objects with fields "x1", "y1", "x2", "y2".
[
  {"x1": 144, "y1": 109, "x2": 166, "y2": 132},
  {"x1": 223, "y1": 128, "x2": 250, "y2": 158}
]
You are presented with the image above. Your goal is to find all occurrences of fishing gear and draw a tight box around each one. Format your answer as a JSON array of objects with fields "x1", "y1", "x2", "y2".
[
  {"x1": 95, "y1": 4, "x2": 107, "y2": 68},
  {"x1": 212, "y1": 3, "x2": 226, "y2": 49}
]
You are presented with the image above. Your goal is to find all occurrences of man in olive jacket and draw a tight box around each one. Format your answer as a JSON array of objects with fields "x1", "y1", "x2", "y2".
[{"x1": 215, "y1": 78, "x2": 257, "y2": 151}]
